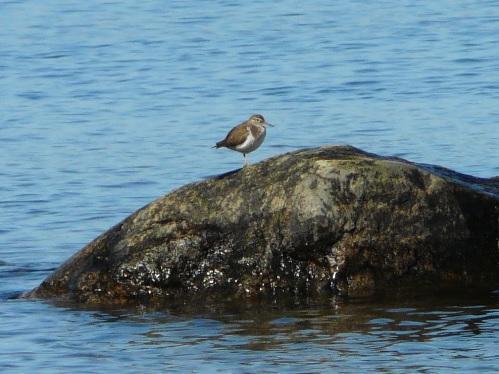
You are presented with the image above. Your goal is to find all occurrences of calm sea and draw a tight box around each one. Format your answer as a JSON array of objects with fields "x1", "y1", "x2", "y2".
[{"x1": 1, "y1": 0, "x2": 498, "y2": 372}]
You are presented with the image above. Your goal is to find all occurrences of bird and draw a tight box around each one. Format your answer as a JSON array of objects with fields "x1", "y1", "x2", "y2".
[{"x1": 213, "y1": 114, "x2": 272, "y2": 167}]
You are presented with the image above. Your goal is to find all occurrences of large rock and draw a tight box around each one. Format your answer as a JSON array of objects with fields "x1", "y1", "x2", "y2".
[{"x1": 26, "y1": 146, "x2": 499, "y2": 303}]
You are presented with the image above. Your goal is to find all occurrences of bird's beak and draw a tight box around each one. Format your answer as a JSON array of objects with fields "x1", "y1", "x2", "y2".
[{"x1": 265, "y1": 122, "x2": 274, "y2": 127}]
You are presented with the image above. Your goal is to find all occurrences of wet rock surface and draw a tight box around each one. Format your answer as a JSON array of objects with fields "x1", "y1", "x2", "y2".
[{"x1": 26, "y1": 146, "x2": 499, "y2": 304}]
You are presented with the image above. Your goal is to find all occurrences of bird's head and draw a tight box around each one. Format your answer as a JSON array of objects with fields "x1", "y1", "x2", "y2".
[{"x1": 249, "y1": 114, "x2": 273, "y2": 127}]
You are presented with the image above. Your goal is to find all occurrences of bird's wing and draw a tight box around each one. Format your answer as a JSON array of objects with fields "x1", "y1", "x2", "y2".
[{"x1": 223, "y1": 123, "x2": 249, "y2": 147}]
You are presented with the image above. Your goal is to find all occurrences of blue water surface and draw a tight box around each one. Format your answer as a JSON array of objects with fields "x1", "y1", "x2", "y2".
[{"x1": 1, "y1": 0, "x2": 498, "y2": 372}]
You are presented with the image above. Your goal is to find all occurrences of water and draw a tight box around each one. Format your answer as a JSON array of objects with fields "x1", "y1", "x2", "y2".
[{"x1": 1, "y1": 0, "x2": 498, "y2": 372}]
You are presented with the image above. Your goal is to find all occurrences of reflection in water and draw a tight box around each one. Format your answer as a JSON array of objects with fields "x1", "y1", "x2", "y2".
[{"x1": 16, "y1": 289, "x2": 494, "y2": 371}]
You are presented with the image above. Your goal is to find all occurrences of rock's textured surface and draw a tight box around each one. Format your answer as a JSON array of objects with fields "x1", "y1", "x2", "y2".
[{"x1": 26, "y1": 146, "x2": 499, "y2": 303}]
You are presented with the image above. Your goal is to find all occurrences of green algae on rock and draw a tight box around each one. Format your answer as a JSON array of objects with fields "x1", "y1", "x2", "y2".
[{"x1": 25, "y1": 146, "x2": 499, "y2": 303}]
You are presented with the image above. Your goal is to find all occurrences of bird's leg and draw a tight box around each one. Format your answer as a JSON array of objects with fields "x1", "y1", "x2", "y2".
[{"x1": 243, "y1": 153, "x2": 248, "y2": 167}]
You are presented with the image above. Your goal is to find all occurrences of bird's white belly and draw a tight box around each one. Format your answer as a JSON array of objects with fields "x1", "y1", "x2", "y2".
[{"x1": 234, "y1": 129, "x2": 266, "y2": 153}]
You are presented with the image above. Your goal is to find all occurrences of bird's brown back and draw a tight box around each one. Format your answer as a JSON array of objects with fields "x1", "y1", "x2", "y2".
[{"x1": 219, "y1": 123, "x2": 249, "y2": 148}]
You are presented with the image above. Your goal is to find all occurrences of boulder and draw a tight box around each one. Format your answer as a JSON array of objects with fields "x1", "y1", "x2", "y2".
[{"x1": 25, "y1": 146, "x2": 499, "y2": 303}]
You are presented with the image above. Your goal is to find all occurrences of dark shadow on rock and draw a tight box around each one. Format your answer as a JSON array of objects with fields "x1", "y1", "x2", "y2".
[{"x1": 203, "y1": 167, "x2": 243, "y2": 180}]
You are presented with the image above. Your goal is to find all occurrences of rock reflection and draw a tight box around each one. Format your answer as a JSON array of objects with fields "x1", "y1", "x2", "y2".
[{"x1": 41, "y1": 287, "x2": 499, "y2": 354}]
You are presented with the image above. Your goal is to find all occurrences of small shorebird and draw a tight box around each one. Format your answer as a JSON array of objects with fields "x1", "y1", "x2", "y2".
[{"x1": 214, "y1": 114, "x2": 272, "y2": 167}]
